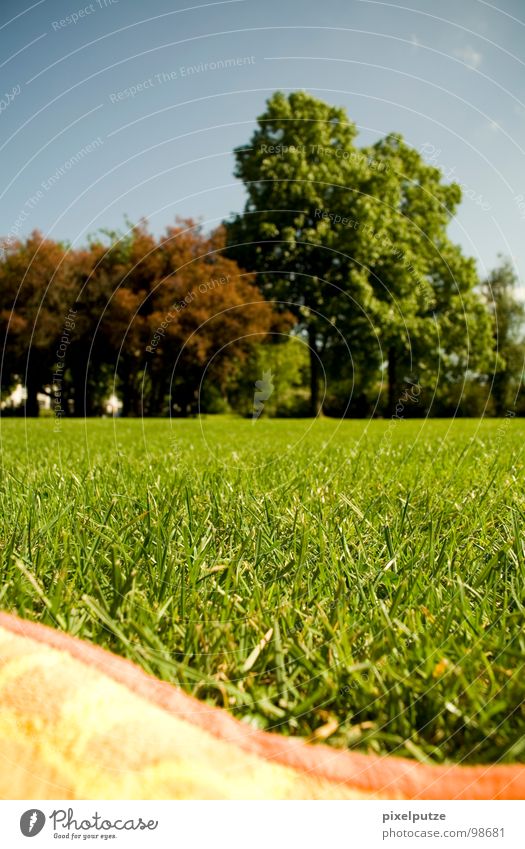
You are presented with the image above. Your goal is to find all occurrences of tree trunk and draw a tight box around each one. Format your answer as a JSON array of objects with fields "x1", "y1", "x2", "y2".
[
  {"x1": 71, "y1": 358, "x2": 98, "y2": 417},
  {"x1": 387, "y1": 346, "x2": 397, "y2": 417},
  {"x1": 150, "y1": 378, "x2": 166, "y2": 416},
  {"x1": 25, "y1": 373, "x2": 40, "y2": 417},
  {"x1": 121, "y1": 374, "x2": 142, "y2": 417},
  {"x1": 492, "y1": 372, "x2": 507, "y2": 417},
  {"x1": 73, "y1": 371, "x2": 87, "y2": 417},
  {"x1": 120, "y1": 380, "x2": 135, "y2": 417},
  {"x1": 308, "y1": 326, "x2": 322, "y2": 417}
]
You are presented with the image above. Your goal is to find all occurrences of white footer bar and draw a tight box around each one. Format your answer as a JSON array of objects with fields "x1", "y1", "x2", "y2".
[{"x1": 3, "y1": 800, "x2": 524, "y2": 848}]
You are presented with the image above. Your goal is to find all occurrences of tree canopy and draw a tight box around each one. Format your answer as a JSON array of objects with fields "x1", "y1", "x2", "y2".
[
  {"x1": 226, "y1": 91, "x2": 495, "y2": 416},
  {"x1": 1, "y1": 92, "x2": 523, "y2": 419},
  {"x1": 0, "y1": 223, "x2": 285, "y2": 417}
]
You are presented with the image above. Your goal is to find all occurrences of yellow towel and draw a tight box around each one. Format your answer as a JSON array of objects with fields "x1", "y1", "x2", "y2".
[{"x1": 0, "y1": 613, "x2": 522, "y2": 800}]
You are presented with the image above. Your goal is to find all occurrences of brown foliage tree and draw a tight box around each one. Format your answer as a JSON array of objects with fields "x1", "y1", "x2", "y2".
[{"x1": 0, "y1": 222, "x2": 287, "y2": 416}]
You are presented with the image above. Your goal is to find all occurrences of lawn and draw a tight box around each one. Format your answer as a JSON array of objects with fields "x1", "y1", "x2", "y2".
[{"x1": 0, "y1": 416, "x2": 524, "y2": 766}]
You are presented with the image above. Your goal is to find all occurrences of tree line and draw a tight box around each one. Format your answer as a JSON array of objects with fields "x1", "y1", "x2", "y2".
[{"x1": 1, "y1": 91, "x2": 524, "y2": 418}]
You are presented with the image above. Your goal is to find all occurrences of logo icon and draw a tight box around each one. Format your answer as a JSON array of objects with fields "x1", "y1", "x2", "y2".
[
  {"x1": 252, "y1": 370, "x2": 274, "y2": 423},
  {"x1": 20, "y1": 810, "x2": 46, "y2": 837}
]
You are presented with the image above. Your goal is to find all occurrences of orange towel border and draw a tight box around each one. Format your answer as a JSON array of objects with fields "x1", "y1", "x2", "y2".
[{"x1": 0, "y1": 611, "x2": 523, "y2": 800}]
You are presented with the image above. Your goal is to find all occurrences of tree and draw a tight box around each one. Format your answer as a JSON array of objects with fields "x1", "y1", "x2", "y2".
[
  {"x1": 361, "y1": 133, "x2": 493, "y2": 414},
  {"x1": 225, "y1": 91, "x2": 380, "y2": 415},
  {"x1": 226, "y1": 92, "x2": 494, "y2": 417},
  {"x1": 0, "y1": 223, "x2": 286, "y2": 418},
  {"x1": 482, "y1": 258, "x2": 525, "y2": 415},
  {"x1": 227, "y1": 334, "x2": 309, "y2": 417},
  {"x1": 128, "y1": 221, "x2": 288, "y2": 416},
  {"x1": 63, "y1": 239, "x2": 121, "y2": 416},
  {"x1": 0, "y1": 232, "x2": 70, "y2": 416},
  {"x1": 99, "y1": 221, "x2": 165, "y2": 417}
]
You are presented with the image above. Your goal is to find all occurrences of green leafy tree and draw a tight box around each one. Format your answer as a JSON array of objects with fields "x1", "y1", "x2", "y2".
[
  {"x1": 482, "y1": 258, "x2": 525, "y2": 415},
  {"x1": 226, "y1": 92, "x2": 494, "y2": 416},
  {"x1": 225, "y1": 91, "x2": 380, "y2": 415},
  {"x1": 228, "y1": 335, "x2": 310, "y2": 417},
  {"x1": 361, "y1": 133, "x2": 493, "y2": 414}
]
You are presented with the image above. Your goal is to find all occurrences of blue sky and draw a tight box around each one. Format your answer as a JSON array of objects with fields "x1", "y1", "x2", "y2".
[{"x1": 1, "y1": 0, "x2": 525, "y2": 285}]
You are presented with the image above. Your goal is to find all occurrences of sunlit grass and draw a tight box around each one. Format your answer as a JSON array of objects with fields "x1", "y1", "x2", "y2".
[{"x1": 1, "y1": 416, "x2": 524, "y2": 764}]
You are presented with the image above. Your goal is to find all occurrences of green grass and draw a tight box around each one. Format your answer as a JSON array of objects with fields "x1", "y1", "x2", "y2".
[{"x1": 1, "y1": 416, "x2": 524, "y2": 765}]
